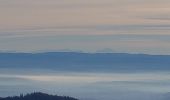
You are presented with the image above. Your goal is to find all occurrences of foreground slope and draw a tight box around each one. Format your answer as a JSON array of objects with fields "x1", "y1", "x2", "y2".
[{"x1": 0, "y1": 92, "x2": 78, "y2": 100}]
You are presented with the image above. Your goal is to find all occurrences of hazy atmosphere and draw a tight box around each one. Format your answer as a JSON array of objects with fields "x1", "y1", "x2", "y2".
[
  {"x1": 0, "y1": 0, "x2": 170, "y2": 100},
  {"x1": 0, "y1": 0, "x2": 170, "y2": 54}
]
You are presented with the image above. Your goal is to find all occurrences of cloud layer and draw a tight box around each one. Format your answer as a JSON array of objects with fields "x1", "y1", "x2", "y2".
[{"x1": 0, "y1": 0, "x2": 170, "y2": 54}]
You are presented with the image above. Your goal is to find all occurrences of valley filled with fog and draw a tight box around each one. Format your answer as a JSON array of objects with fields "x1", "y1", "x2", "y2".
[{"x1": 0, "y1": 53, "x2": 170, "y2": 100}]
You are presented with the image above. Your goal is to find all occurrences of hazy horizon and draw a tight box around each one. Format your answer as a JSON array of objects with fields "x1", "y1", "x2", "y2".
[
  {"x1": 0, "y1": 52, "x2": 170, "y2": 100},
  {"x1": 1, "y1": 0, "x2": 170, "y2": 100}
]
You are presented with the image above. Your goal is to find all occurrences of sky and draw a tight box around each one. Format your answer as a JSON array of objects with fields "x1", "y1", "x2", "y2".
[
  {"x1": 1, "y1": 1, "x2": 170, "y2": 99},
  {"x1": 0, "y1": 0, "x2": 170, "y2": 54}
]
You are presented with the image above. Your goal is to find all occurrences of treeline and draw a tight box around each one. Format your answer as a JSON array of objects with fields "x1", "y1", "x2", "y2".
[{"x1": 0, "y1": 92, "x2": 78, "y2": 100}]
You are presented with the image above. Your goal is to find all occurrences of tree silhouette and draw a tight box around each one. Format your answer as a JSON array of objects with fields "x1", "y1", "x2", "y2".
[{"x1": 0, "y1": 92, "x2": 78, "y2": 100}]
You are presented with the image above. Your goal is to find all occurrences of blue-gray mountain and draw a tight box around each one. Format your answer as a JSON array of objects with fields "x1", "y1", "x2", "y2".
[{"x1": 0, "y1": 52, "x2": 170, "y2": 72}]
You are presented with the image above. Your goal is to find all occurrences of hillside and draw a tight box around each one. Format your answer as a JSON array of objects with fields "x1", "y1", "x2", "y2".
[{"x1": 0, "y1": 92, "x2": 78, "y2": 100}]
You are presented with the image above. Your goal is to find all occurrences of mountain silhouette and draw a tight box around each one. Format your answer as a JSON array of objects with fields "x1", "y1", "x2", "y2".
[
  {"x1": 0, "y1": 92, "x2": 78, "y2": 100},
  {"x1": 0, "y1": 52, "x2": 170, "y2": 72}
]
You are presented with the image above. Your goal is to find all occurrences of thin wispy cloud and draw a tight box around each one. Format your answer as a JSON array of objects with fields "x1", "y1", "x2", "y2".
[{"x1": 0, "y1": 0, "x2": 170, "y2": 54}]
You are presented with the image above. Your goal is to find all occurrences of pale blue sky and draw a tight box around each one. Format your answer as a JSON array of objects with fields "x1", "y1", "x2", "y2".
[{"x1": 0, "y1": 0, "x2": 170, "y2": 54}]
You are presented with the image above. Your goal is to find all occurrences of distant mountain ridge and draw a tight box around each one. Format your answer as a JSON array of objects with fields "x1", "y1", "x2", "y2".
[
  {"x1": 0, "y1": 52, "x2": 170, "y2": 72},
  {"x1": 0, "y1": 92, "x2": 78, "y2": 100}
]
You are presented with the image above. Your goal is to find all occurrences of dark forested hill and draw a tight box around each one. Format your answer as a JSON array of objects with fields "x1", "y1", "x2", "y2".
[
  {"x1": 0, "y1": 52, "x2": 170, "y2": 72},
  {"x1": 0, "y1": 92, "x2": 78, "y2": 100}
]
